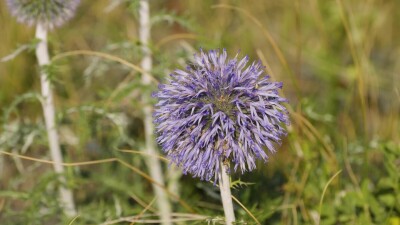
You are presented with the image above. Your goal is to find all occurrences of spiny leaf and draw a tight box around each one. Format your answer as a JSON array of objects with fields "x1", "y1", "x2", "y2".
[
  {"x1": 1, "y1": 38, "x2": 40, "y2": 62},
  {"x1": 230, "y1": 178, "x2": 255, "y2": 190}
]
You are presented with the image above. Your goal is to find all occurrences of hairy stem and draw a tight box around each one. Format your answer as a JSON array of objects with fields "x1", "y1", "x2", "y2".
[
  {"x1": 35, "y1": 23, "x2": 76, "y2": 217},
  {"x1": 139, "y1": 1, "x2": 172, "y2": 224},
  {"x1": 218, "y1": 160, "x2": 236, "y2": 225}
]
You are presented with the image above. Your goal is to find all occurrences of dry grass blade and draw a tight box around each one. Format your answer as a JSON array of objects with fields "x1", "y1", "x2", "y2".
[
  {"x1": 212, "y1": 4, "x2": 300, "y2": 95},
  {"x1": 51, "y1": 50, "x2": 159, "y2": 84},
  {"x1": 67, "y1": 215, "x2": 80, "y2": 225},
  {"x1": 335, "y1": 0, "x2": 367, "y2": 133},
  {"x1": 0, "y1": 150, "x2": 117, "y2": 166},
  {"x1": 275, "y1": 204, "x2": 299, "y2": 225},
  {"x1": 100, "y1": 198, "x2": 156, "y2": 225},
  {"x1": 129, "y1": 193, "x2": 157, "y2": 213},
  {"x1": 256, "y1": 49, "x2": 276, "y2": 80},
  {"x1": 291, "y1": 112, "x2": 337, "y2": 168},
  {"x1": 130, "y1": 197, "x2": 156, "y2": 225},
  {"x1": 0, "y1": 150, "x2": 195, "y2": 213},
  {"x1": 118, "y1": 149, "x2": 169, "y2": 162},
  {"x1": 100, "y1": 213, "x2": 208, "y2": 224},
  {"x1": 231, "y1": 195, "x2": 261, "y2": 225},
  {"x1": 156, "y1": 33, "x2": 198, "y2": 48},
  {"x1": 317, "y1": 170, "x2": 342, "y2": 225},
  {"x1": 117, "y1": 159, "x2": 195, "y2": 213}
]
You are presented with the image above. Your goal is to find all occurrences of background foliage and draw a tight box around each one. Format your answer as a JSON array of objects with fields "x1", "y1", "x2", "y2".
[{"x1": 0, "y1": 0, "x2": 399, "y2": 224}]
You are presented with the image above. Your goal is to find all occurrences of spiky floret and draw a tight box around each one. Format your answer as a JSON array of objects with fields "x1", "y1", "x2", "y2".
[
  {"x1": 6, "y1": 0, "x2": 80, "y2": 28},
  {"x1": 153, "y1": 49, "x2": 289, "y2": 182}
]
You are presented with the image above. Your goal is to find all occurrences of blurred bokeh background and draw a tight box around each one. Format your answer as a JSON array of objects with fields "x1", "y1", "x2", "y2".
[{"x1": 0, "y1": 0, "x2": 399, "y2": 224}]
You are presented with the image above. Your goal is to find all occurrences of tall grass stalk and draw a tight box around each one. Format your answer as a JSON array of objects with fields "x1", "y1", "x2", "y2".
[
  {"x1": 138, "y1": 0, "x2": 172, "y2": 224},
  {"x1": 35, "y1": 23, "x2": 76, "y2": 217}
]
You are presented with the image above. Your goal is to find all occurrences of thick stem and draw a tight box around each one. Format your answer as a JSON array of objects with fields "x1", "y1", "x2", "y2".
[
  {"x1": 35, "y1": 23, "x2": 76, "y2": 217},
  {"x1": 139, "y1": 1, "x2": 172, "y2": 224},
  {"x1": 218, "y1": 160, "x2": 236, "y2": 225}
]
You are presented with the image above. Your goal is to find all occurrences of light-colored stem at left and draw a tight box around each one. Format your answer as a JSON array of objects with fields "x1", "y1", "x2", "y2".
[
  {"x1": 138, "y1": 1, "x2": 172, "y2": 225},
  {"x1": 35, "y1": 23, "x2": 76, "y2": 217},
  {"x1": 218, "y1": 160, "x2": 236, "y2": 225}
]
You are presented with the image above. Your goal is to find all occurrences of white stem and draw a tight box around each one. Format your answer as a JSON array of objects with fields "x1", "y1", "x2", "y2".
[
  {"x1": 35, "y1": 23, "x2": 76, "y2": 217},
  {"x1": 139, "y1": 0, "x2": 152, "y2": 85},
  {"x1": 218, "y1": 160, "x2": 236, "y2": 225},
  {"x1": 139, "y1": 1, "x2": 172, "y2": 225}
]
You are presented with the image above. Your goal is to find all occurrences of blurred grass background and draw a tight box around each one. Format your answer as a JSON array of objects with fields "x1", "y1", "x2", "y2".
[{"x1": 0, "y1": 0, "x2": 399, "y2": 224}]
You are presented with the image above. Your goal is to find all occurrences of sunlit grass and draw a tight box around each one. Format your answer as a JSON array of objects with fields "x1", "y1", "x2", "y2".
[{"x1": 0, "y1": 0, "x2": 399, "y2": 224}]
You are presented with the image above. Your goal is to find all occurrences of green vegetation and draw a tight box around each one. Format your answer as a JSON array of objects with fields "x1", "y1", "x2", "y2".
[{"x1": 0, "y1": 0, "x2": 399, "y2": 224}]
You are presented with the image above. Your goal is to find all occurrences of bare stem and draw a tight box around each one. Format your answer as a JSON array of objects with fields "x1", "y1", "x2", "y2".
[
  {"x1": 35, "y1": 23, "x2": 76, "y2": 217},
  {"x1": 138, "y1": 1, "x2": 172, "y2": 224},
  {"x1": 218, "y1": 160, "x2": 236, "y2": 225}
]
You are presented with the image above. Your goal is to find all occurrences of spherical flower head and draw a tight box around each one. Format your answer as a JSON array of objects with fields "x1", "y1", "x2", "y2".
[
  {"x1": 6, "y1": 0, "x2": 80, "y2": 29},
  {"x1": 153, "y1": 49, "x2": 290, "y2": 182}
]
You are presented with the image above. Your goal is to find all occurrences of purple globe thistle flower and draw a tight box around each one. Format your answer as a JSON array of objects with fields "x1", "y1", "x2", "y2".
[
  {"x1": 153, "y1": 49, "x2": 289, "y2": 182},
  {"x1": 6, "y1": 0, "x2": 80, "y2": 29}
]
